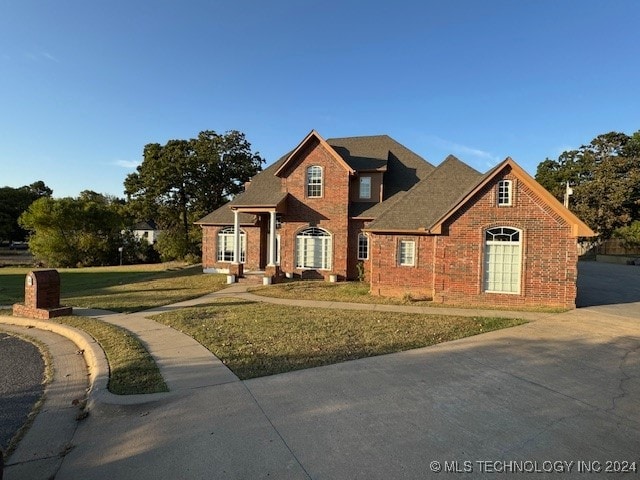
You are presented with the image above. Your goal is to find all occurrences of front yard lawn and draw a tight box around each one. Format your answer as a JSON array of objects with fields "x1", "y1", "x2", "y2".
[
  {"x1": 153, "y1": 298, "x2": 526, "y2": 379},
  {"x1": 249, "y1": 280, "x2": 567, "y2": 312},
  {"x1": 1, "y1": 263, "x2": 227, "y2": 312}
]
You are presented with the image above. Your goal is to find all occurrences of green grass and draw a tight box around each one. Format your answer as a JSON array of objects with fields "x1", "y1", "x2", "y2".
[
  {"x1": 53, "y1": 316, "x2": 168, "y2": 395},
  {"x1": 1, "y1": 263, "x2": 227, "y2": 312},
  {"x1": 249, "y1": 280, "x2": 567, "y2": 312},
  {"x1": 153, "y1": 298, "x2": 526, "y2": 379}
]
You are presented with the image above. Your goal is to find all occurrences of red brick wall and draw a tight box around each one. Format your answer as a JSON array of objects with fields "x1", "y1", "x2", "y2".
[
  {"x1": 201, "y1": 224, "x2": 263, "y2": 272},
  {"x1": 278, "y1": 139, "x2": 351, "y2": 279},
  {"x1": 370, "y1": 169, "x2": 579, "y2": 309},
  {"x1": 370, "y1": 234, "x2": 436, "y2": 299},
  {"x1": 348, "y1": 220, "x2": 371, "y2": 281}
]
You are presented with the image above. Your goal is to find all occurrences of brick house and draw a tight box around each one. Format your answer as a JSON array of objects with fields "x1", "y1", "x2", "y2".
[{"x1": 196, "y1": 130, "x2": 594, "y2": 309}]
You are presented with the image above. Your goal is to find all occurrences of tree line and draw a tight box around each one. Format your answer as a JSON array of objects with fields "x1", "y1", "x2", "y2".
[
  {"x1": 535, "y1": 130, "x2": 640, "y2": 244},
  {"x1": 2, "y1": 130, "x2": 263, "y2": 267}
]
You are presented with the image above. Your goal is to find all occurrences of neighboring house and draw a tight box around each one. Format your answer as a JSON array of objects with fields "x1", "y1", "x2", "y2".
[
  {"x1": 196, "y1": 130, "x2": 595, "y2": 309},
  {"x1": 132, "y1": 220, "x2": 161, "y2": 245}
]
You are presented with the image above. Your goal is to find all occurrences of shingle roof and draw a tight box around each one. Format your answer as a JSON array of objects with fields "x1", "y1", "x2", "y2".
[
  {"x1": 195, "y1": 154, "x2": 288, "y2": 225},
  {"x1": 197, "y1": 134, "x2": 435, "y2": 225},
  {"x1": 328, "y1": 135, "x2": 435, "y2": 218},
  {"x1": 133, "y1": 220, "x2": 159, "y2": 231},
  {"x1": 367, "y1": 155, "x2": 484, "y2": 231}
]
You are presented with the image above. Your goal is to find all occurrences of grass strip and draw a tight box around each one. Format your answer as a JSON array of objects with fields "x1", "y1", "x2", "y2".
[
  {"x1": 154, "y1": 298, "x2": 526, "y2": 379},
  {"x1": 53, "y1": 316, "x2": 168, "y2": 395}
]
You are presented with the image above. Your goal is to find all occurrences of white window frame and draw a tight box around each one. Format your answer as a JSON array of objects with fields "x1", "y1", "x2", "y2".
[
  {"x1": 357, "y1": 232, "x2": 369, "y2": 260},
  {"x1": 497, "y1": 180, "x2": 513, "y2": 206},
  {"x1": 483, "y1": 227, "x2": 522, "y2": 294},
  {"x1": 296, "y1": 227, "x2": 332, "y2": 270},
  {"x1": 398, "y1": 239, "x2": 416, "y2": 266},
  {"x1": 306, "y1": 165, "x2": 323, "y2": 198},
  {"x1": 217, "y1": 227, "x2": 246, "y2": 263},
  {"x1": 359, "y1": 176, "x2": 371, "y2": 199}
]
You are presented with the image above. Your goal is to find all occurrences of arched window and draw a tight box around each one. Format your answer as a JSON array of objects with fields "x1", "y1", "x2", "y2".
[
  {"x1": 296, "y1": 227, "x2": 331, "y2": 269},
  {"x1": 483, "y1": 227, "x2": 521, "y2": 294},
  {"x1": 306, "y1": 165, "x2": 323, "y2": 198},
  {"x1": 217, "y1": 227, "x2": 246, "y2": 263},
  {"x1": 357, "y1": 232, "x2": 369, "y2": 260}
]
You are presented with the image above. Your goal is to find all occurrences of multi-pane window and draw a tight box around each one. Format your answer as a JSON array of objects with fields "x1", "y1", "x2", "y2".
[
  {"x1": 357, "y1": 233, "x2": 369, "y2": 260},
  {"x1": 497, "y1": 180, "x2": 513, "y2": 206},
  {"x1": 217, "y1": 227, "x2": 246, "y2": 263},
  {"x1": 306, "y1": 166, "x2": 323, "y2": 198},
  {"x1": 296, "y1": 227, "x2": 332, "y2": 269},
  {"x1": 398, "y1": 239, "x2": 416, "y2": 266},
  {"x1": 359, "y1": 176, "x2": 371, "y2": 199},
  {"x1": 483, "y1": 227, "x2": 521, "y2": 294}
]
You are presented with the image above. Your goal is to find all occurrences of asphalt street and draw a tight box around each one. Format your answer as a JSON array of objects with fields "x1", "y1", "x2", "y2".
[{"x1": 0, "y1": 332, "x2": 45, "y2": 451}]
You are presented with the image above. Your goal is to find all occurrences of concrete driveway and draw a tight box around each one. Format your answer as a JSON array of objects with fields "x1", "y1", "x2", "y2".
[
  {"x1": 577, "y1": 260, "x2": 640, "y2": 318},
  {"x1": 37, "y1": 262, "x2": 640, "y2": 479},
  {"x1": 245, "y1": 314, "x2": 639, "y2": 478}
]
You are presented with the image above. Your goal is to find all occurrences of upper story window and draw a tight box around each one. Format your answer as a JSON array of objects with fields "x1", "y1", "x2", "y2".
[
  {"x1": 497, "y1": 180, "x2": 513, "y2": 206},
  {"x1": 306, "y1": 166, "x2": 323, "y2": 198},
  {"x1": 359, "y1": 176, "x2": 371, "y2": 199},
  {"x1": 398, "y1": 239, "x2": 416, "y2": 266}
]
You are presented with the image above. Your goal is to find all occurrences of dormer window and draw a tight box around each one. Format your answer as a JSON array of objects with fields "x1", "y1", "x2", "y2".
[
  {"x1": 306, "y1": 166, "x2": 323, "y2": 198},
  {"x1": 497, "y1": 180, "x2": 513, "y2": 206}
]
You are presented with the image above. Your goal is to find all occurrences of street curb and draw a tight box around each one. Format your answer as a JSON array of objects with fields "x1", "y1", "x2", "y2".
[{"x1": 0, "y1": 316, "x2": 173, "y2": 408}]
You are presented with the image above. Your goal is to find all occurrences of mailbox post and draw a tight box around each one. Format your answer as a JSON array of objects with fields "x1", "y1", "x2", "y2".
[{"x1": 12, "y1": 270, "x2": 73, "y2": 319}]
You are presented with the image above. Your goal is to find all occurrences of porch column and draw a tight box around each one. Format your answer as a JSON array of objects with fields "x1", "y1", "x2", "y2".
[
  {"x1": 233, "y1": 209, "x2": 240, "y2": 264},
  {"x1": 268, "y1": 210, "x2": 277, "y2": 266}
]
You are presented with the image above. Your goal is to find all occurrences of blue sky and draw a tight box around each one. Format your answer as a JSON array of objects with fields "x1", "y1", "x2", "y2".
[{"x1": 1, "y1": 1, "x2": 639, "y2": 198}]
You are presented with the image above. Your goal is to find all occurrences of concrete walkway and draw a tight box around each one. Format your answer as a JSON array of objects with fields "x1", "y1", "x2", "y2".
[{"x1": 2, "y1": 264, "x2": 639, "y2": 479}]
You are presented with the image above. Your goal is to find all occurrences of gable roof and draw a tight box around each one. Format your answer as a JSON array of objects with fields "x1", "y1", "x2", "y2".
[
  {"x1": 197, "y1": 131, "x2": 436, "y2": 225},
  {"x1": 367, "y1": 155, "x2": 483, "y2": 231},
  {"x1": 428, "y1": 157, "x2": 596, "y2": 237},
  {"x1": 133, "y1": 220, "x2": 159, "y2": 231},
  {"x1": 367, "y1": 156, "x2": 596, "y2": 237},
  {"x1": 274, "y1": 130, "x2": 355, "y2": 177}
]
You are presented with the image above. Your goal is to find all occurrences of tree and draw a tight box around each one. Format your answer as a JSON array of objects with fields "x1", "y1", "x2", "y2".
[
  {"x1": 0, "y1": 181, "x2": 52, "y2": 242},
  {"x1": 124, "y1": 130, "x2": 263, "y2": 260},
  {"x1": 613, "y1": 220, "x2": 640, "y2": 250},
  {"x1": 19, "y1": 192, "x2": 126, "y2": 267},
  {"x1": 535, "y1": 131, "x2": 640, "y2": 238}
]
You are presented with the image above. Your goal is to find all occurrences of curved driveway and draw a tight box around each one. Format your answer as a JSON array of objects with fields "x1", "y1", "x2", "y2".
[{"x1": 3, "y1": 261, "x2": 639, "y2": 480}]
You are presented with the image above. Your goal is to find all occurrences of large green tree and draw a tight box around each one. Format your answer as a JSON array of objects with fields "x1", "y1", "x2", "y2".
[
  {"x1": 0, "y1": 181, "x2": 52, "y2": 242},
  {"x1": 19, "y1": 191, "x2": 127, "y2": 267},
  {"x1": 535, "y1": 131, "x2": 640, "y2": 238},
  {"x1": 124, "y1": 130, "x2": 263, "y2": 260}
]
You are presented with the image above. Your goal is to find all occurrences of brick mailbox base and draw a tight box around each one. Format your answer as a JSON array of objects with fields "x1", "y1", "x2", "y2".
[{"x1": 13, "y1": 269, "x2": 73, "y2": 319}]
